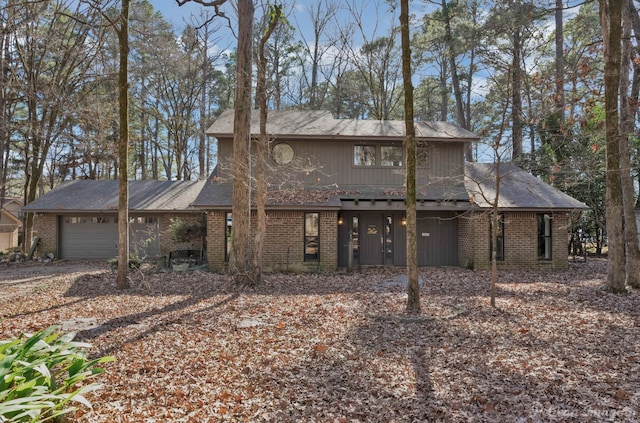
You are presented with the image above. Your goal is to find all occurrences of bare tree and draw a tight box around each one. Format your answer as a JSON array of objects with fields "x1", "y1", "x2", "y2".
[
  {"x1": 116, "y1": 0, "x2": 131, "y2": 289},
  {"x1": 619, "y1": 0, "x2": 640, "y2": 289},
  {"x1": 253, "y1": 4, "x2": 282, "y2": 285},
  {"x1": 599, "y1": 0, "x2": 626, "y2": 293},
  {"x1": 176, "y1": 0, "x2": 254, "y2": 284},
  {"x1": 400, "y1": 0, "x2": 419, "y2": 313}
]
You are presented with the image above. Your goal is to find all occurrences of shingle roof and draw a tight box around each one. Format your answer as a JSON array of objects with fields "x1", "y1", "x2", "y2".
[
  {"x1": 22, "y1": 180, "x2": 206, "y2": 213},
  {"x1": 465, "y1": 163, "x2": 589, "y2": 210},
  {"x1": 192, "y1": 179, "x2": 470, "y2": 209},
  {"x1": 207, "y1": 109, "x2": 479, "y2": 141}
]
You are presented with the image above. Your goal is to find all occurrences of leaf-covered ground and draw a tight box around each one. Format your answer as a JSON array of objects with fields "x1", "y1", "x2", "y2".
[{"x1": 1, "y1": 259, "x2": 639, "y2": 422}]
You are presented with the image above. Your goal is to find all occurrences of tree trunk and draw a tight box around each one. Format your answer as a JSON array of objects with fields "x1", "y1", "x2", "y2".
[
  {"x1": 253, "y1": 5, "x2": 282, "y2": 285},
  {"x1": 512, "y1": 25, "x2": 523, "y2": 161},
  {"x1": 117, "y1": 0, "x2": 131, "y2": 290},
  {"x1": 600, "y1": 0, "x2": 626, "y2": 293},
  {"x1": 401, "y1": 0, "x2": 420, "y2": 314},
  {"x1": 229, "y1": 0, "x2": 254, "y2": 285},
  {"x1": 619, "y1": 0, "x2": 640, "y2": 288}
]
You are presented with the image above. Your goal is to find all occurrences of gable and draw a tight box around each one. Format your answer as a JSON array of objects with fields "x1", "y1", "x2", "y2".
[{"x1": 465, "y1": 163, "x2": 589, "y2": 210}]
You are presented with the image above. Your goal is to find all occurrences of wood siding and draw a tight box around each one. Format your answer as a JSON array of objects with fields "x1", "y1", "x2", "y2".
[{"x1": 216, "y1": 137, "x2": 465, "y2": 187}]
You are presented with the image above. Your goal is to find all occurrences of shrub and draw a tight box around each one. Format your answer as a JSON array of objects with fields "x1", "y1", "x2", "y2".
[
  {"x1": 0, "y1": 326, "x2": 115, "y2": 422},
  {"x1": 168, "y1": 216, "x2": 206, "y2": 243},
  {"x1": 106, "y1": 256, "x2": 142, "y2": 270}
]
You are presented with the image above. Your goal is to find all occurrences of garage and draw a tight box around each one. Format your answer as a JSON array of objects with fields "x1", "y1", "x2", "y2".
[{"x1": 60, "y1": 215, "x2": 159, "y2": 260}]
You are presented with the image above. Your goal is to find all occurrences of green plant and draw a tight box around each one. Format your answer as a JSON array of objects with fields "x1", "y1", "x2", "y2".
[
  {"x1": 0, "y1": 326, "x2": 115, "y2": 422},
  {"x1": 168, "y1": 216, "x2": 206, "y2": 243},
  {"x1": 106, "y1": 256, "x2": 142, "y2": 270}
]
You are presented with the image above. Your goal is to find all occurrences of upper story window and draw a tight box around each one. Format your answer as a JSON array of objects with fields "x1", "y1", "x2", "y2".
[
  {"x1": 381, "y1": 146, "x2": 403, "y2": 167},
  {"x1": 537, "y1": 213, "x2": 552, "y2": 260},
  {"x1": 354, "y1": 145, "x2": 376, "y2": 166}
]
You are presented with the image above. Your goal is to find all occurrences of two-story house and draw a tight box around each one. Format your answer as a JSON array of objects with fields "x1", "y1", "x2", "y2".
[
  {"x1": 22, "y1": 109, "x2": 587, "y2": 270},
  {"x1": 195, "y1": 109, "x2": 588, "y2": 272}
]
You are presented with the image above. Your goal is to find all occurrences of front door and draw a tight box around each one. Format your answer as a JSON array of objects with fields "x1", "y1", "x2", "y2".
[{"x1": 359, "y1": 214, "x2": 384, "y2": 265}]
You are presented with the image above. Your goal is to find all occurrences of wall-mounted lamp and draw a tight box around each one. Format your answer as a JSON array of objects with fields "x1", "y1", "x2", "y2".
[
  {"x1": 401, "y1": 216, "x2": 407, "y2": 226},
  {"x1": 338, "y1": 213, "x2": 344, "y2": 225}
]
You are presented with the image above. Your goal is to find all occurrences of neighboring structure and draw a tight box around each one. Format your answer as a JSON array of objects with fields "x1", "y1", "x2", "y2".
[
  {"x1": 21, "y1": 110, "x2": 588, "y2": 270},
  {"x1": 1, "y1": 197, "x2": 23, "y2": 252},
  {"x1": 195, "y1": 110, "x2": 588, "y2": 272},
  {"x1": 22, "y1": 180, "x2": 205, "y2": 260}
]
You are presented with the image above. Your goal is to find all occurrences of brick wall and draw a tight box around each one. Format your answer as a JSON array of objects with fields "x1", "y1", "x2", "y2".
[
  {"x1": 206, "y1": 209, "x2": 338, "y2": 273},
  {"x1": 463, "y1": 211, "x2": 570, "y2": 270},
  {"x1": 31, "y1": 214, "x2": 57, "y2": 256},
  {"x1": 457, "y1": 212, "x2": 475, "y2": 269}
]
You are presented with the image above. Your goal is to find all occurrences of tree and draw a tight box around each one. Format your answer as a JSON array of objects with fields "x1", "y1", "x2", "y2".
[
  {"x1": 400, "y1": 0, "x2": 419, "y2": 314},
  {"x1": 253, "y1": 4, "x2": 282, "y2": 285},
  {"x1": 600, "y1": 0, "x2": 626, "y2": 293},
  {"x1": 176, "y1": 0, "x2": 254, "y2": 284},
  {"x1": 296, "y1": 0, "x2": 339, "y2": 110},
  {"x1": 116, "y1": 0, "x2": 131, "y2": 289},
  {"x1": 619, "y1": 0, "x2": 640, "y2": 289}
]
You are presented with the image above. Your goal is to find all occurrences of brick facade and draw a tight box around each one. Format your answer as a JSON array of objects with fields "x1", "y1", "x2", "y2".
[
  {"x1": 31, "y1": 214, "x2": 57, "y2": 255},
  {"x1": 206, "y1": 210, "x2": 338, "y2": 273},
  {"x1": 459, "y1": 211, "x2": 570, "y2": 270}
]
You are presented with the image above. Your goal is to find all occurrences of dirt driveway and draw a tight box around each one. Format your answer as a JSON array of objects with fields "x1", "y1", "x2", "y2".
[{"x1": 0, "y1": 260, "x2": 110, "y2": 297}]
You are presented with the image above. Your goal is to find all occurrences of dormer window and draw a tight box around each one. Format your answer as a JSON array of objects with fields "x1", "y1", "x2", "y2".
[
  {"x1": 381, "y1": 146, "x2": 403, "y2": 167},
  {"x1": 354, "y1": 145, "x2": 376, "y2": 166}
]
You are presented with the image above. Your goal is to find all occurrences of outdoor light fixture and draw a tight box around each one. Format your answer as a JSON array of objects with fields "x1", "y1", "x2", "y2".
[
  {"x1": 338, "y1": 214, "x2": 344, "y2": 225},
  {"x1": 401, "y1": 216, "x2": 407, "y2": 226}
]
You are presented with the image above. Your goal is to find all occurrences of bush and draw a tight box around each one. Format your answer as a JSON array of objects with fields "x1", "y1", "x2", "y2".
[
  {"x1": 106, "y1": 256, "x2": 142, "y2": 270},
  {"x1": 0, "y1": 326, "x2": 115, "y2": 422},
  {"x1": 168, "y1": 216, "x2": 206, "y2": 243}
]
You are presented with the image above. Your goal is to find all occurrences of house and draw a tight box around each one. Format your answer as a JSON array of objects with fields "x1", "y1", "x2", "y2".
[
  {"x1": 22, "y1": 180, "x2": 205, "y2": 260},
  {"x1": 21, "y1": 110, "x2": 588, "y2": 270},
  {"x1": 1, "y1": 197, "x2": 23, "y2": 252},
  {"x1": 194, "y1": 110, "x2": 588, "y2": 272}
]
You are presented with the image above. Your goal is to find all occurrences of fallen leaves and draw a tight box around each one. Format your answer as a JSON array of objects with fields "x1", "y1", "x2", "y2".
[{"x1": 1, "y1": 259, "x2": 639, "y2": 422}]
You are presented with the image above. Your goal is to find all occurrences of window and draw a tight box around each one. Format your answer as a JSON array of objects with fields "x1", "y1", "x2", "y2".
[
  {"x1": 225, "y1": 212, "x2": 232, "y2": 262},
  {"x1": 381, "y1": 146, "x2": 403, "y2": 166},
  {"x1": 304, "y1": 212, "x2": 319, "y2": 261},
  {"x1": 354, "y1": 145, "x2": 376, "y2": 166},
  {"x1": 489, "y1": 213, "x2": 504, "y2": 261},
  {"x1": 538, "y1": 214, "x2": 552, "y2": 260},
  {"x1": 352, "y1": 216, "x2": 359, "y2": 259}
]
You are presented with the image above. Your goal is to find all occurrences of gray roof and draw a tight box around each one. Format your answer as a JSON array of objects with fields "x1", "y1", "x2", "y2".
[
  {"x1": 207, "y1": 109, "x2": 480, "y2": 141},
  {"x1": 465, "y1": 163, "x2": 589, "y2": 210},
  {"x1": 193, "y1": 179, "x2": 470, "y2": 209},
  {"x1": 22, "y1": 180, "x2": 206, "y2": 213}
]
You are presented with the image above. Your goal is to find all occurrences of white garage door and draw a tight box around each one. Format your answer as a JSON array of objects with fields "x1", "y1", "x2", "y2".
[{"x1": 60, "y1": 216, "x2": 159, "y2": 260}]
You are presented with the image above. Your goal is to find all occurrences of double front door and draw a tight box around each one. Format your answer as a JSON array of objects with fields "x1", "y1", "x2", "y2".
[
  {"x1": 359, "y1": 213, "x2": 396, "y2": 266},
  {"x1": 340, "y1": 211, "x2": 459, "y2": 267}
]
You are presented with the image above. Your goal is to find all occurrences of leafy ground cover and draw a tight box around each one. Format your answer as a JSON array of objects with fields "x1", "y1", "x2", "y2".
[{"x1": 1, "y1": 259, "x2": 638, "y2": 422}]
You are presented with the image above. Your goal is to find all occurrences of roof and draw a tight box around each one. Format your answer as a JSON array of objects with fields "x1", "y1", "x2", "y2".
[
  {"x1": 192, "y1": 174, "x2": 471, "y2": 209},
  {"x1": 465, "y1": 163, "x2": 589, "y2": 210},
  {"x1": 207, "y1": 109, "x2": 480, "y2": 141},
  {"x1": 22, "y1": 180, "x2": 206, "y2": 213}
]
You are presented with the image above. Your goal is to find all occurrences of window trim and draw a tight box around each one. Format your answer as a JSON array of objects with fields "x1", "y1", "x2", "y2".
[
  {"x1": 537, "y1": 213, "x2": 552, "y2": 260},
  {"x1": 380, "y1": 145, "x2": 404, "y2": 167},
  {"x1": 304, "y1": 212, "x2": 320, "y2": 262},
  {"x1": 489, "y1": 213, "x2": 504, "y2": 261},
  {"x1": 225, "y1": 212, "x2": 232, "y2": 262},
  {"x1": 353, "y1": 144, "x2": 377, "y2": 166}
]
